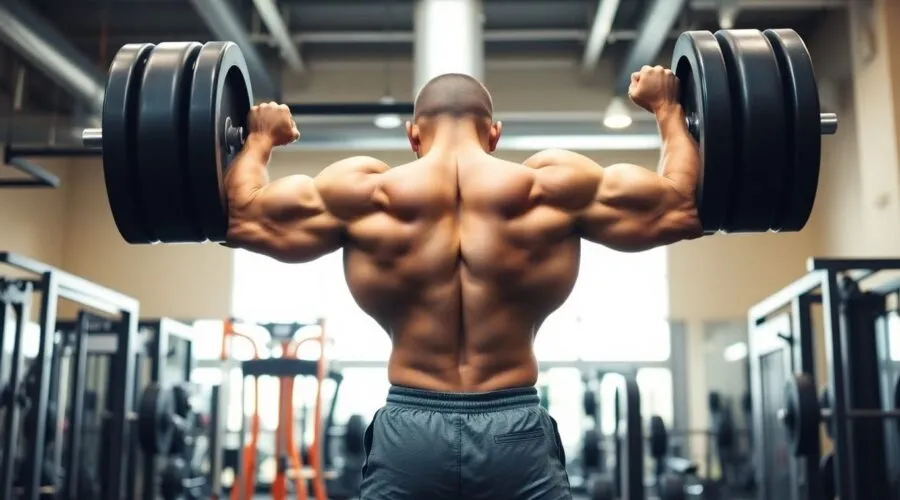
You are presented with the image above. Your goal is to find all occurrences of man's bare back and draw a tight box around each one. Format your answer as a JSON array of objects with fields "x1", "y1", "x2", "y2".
[
  {"x1": 224, "y1": 67, "x2": 701, "y2": 393},
  {"x1": 343, "y1": 150, "x2": 585, "y2": 392}
]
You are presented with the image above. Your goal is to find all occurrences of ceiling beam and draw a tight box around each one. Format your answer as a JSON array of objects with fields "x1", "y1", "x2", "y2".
[
  {"x1": 581, "y1": 0, "x2": 622, "y2": 74},
  {"x1": 581, "y1": 0, "x2": 619, "y2": 74},
  {"x1": 188, "y1": 0, "x2": 279, "y2": 99},
  {"x1": 0, "y1": 0, "x2": 104, "y2": 115},
  {"x1": 615, "y1": 0, "x2": 687, "y2": 95},
  {"x1": 251, "y1": 0, "x2": 304, "y2": 73}
]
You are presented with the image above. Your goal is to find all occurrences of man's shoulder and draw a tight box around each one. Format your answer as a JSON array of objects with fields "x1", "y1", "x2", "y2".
[{"x1": 324, "y1": 156, "x2": 391, "y2": 176}]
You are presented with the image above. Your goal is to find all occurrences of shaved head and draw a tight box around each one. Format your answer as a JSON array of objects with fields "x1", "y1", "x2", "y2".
[{"x1": 413, "y1": 73, "x2": 493, "y2": 121}]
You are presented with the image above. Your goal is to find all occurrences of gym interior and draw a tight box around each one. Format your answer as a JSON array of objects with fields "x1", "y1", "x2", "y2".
[{"x1": 0, "y1": 0, "x2": 889, "y2": 499}]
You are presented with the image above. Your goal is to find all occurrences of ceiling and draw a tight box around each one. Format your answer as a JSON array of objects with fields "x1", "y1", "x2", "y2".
[{"x1": 0, "y1": 0, "x2": 846, "y2": 148}]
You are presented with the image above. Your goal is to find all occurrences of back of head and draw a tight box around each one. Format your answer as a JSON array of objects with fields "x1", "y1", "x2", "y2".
[{"x1": 413, "y1": 73, "x2": 493, "y2": 122}]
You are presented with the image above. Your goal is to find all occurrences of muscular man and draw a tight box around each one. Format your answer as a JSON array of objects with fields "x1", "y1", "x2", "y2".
[{"x1": 225, "y1": 65, "x2": 702, "y2": 499}]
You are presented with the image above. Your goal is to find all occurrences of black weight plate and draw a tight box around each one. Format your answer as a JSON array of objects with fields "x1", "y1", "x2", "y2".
[
  {"x1": 344, "y1": 414, "x2": 366, "y2": 455},
  {"x1": 715, "y1": 29, "x2": 788, "y2": 232},
  {"x1": 102, "y1": 43, "x2": 156, "y2": 244},
  {"x1": 160, "y1": 460, "x2": 188, "y2": 500},
  {"x1": 714, "y1": 410, "x2": 736, "y2": 451},
  {"x1": 136, "y1": 42, "x2": 205, "y2": 243},
  {"x1": 582, "y1": 429, "x2": 602, "y2": 469},
  {"x1": 172, "y1": 384, "x2": 192, "y2": 418},
  {"x1": 188, "y1": 42, "x2": 253, "y2": 243},
  {"x1": 820, "y1": 453, "x2": 835, "y2": 499},
  {"x1": 586, "y1": 472, "x2": 616, "y2": 500},
  {"x1": 584, "y1": 389, "x2": 598, "y2": 417},
  {"x1": 615, "y1": 376, "x2": 645, "y2": 499},
  {"x1": 782, "y1": 373, "x2": 819, "y2": 456},
  {"x1": 138, "y1": 384, "x2": 176, "y2": 455},
  {"x1": 170, "y1": 385, "x2": 193, "y2": 456},
  {"x1": 344, "y1": 415, "x2": 366, "y2": 457},
  {"x1": 659, "y1": 473, "x2": 686, "y2": 500},
  {"x1": 648, "y1": 415, "x2": 668, "y2": 459},
  {"x1": 819, "y1": 386, "x2": 833, "y2": 440},
  {"x1": 671, "y1": 31, "x2": 734, "y2": 233},
  {"x1": 894, "y1": 375, "x2": 900, "y2": 436},
  {"x1": 763, "y1": 29, "x2": 821, "y2": 232},
  {"x1": 708, "y1": 391, "x2": 722, "y2": 413}
]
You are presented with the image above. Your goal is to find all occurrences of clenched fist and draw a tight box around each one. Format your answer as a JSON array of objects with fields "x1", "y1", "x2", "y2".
[
  {"x1": 628, "y1": 65, "x2": 680, "y2": 114},
  {"x1": 248, "y1": 101, "x2": 300, "y2": 146}
]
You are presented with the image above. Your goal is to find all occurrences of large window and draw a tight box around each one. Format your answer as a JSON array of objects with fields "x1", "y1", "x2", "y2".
[{"x1": 231, "y1": 241, "x2": 668, "y2": 362}]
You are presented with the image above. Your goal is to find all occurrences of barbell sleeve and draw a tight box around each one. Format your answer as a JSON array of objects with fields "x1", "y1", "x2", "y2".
[
  {"x1": 82, "y1": 128, "x2": 103, "y2": 149},
  {"x1": 820, "y1": 113, "x2": 838, "y2": 135}
]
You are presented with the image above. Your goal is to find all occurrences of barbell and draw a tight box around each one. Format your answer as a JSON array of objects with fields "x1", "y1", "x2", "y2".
[
  {"x1": 779, "y1": 373, "x2": 900, "y2": 456},
  {"x1": 75, "y1": 29, "x2": 836, "y2": 244}
]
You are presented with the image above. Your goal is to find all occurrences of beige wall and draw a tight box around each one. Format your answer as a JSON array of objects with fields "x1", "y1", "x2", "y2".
[
  {"x1": 0, "y1": 159, "x2": 70, "y2": 271},
  {"x1": 60, "y1": 161, "x2": 233, "y2": 318},
  {"x1": 810, "y1": 0, "x2": 900, "y2": 256}
]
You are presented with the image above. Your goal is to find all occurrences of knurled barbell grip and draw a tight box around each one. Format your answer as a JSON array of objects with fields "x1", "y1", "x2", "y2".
[{"x1": 82, "y1": 128, "x2": 103, "y2": 149}]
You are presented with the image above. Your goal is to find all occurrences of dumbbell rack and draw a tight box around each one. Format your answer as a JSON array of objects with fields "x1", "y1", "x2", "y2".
[{"x1": 748, "y1": 257, "x2": 900, "y2": 500}]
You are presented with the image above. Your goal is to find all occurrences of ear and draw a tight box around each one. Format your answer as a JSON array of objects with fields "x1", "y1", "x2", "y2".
[
  {"x1": 406, "y1": 121, "x2": 420, "y2": 155},
  {"x1": 488, "y1": 121, "x2": 502, "y2": 152}
]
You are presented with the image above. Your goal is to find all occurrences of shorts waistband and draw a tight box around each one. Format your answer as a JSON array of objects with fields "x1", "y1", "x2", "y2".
[{"x1": 386, "y1": 385, "x2": 539, "y2": 413}]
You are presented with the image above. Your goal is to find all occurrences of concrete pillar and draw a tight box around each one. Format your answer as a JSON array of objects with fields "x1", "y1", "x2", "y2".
[
  {"x1": 413, "y1": 0, "x2": 485, "y2": 96},
  {"x1": 846, "y1": 0, "x2": 900, "y2": 253}
]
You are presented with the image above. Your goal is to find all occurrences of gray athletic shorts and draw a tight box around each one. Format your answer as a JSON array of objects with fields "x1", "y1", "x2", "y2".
[{"x1": 359, "y1": 385, "x2": 572, "y2": 499}]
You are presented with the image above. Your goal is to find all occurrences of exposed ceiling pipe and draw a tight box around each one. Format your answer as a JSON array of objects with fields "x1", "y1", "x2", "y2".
[
  {"x1": 188, "y1": 0, "x2": 279, "y2": 99},
  {"x1": 0, "y1": 0, "x2": 104, "y2": 115},
  {"x1": 251, "y1": 0, "x2": 304, "y2": 73},
  {"x1": 690, "y1": 0, "x2": 846, "y2": 9},
  {"x1": 413, "y1": 0, "x2": 485, "y2": 96},
  {"x1": 582, "y1": 0, "x2": 622, "y2": 74},
  {"x1": 252, "y1": 28, "x2": 587, "y2": 45},
  {"x1": 614, "y1": 0, "x2": 688, "y2": 95}
]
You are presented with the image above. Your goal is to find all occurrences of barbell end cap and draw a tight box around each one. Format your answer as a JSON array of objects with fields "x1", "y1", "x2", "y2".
[
  {"x1": 82, "y1": 128, "x2": 103, "y2": 149},
  {"x1": 820, "y1": 113, "x2": 838, "y2": 135}
]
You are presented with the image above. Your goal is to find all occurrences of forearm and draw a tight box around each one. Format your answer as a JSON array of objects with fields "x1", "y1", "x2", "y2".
[
  {"x1": 655, "y1": 104, "x2": 700, "y2": 200},
  {"x1": 224, "y1": 134, "x2": 274, "y2": 210}
]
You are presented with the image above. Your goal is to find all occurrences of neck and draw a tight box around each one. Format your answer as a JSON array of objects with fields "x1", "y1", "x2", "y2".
[{"x1": 421, "y1": 118, "x2": 487, "y2": 155}]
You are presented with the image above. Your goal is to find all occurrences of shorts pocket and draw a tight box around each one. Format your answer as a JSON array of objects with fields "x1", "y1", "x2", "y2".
[
  {"x1": 547, "y1": 414, "x2": 566, "y2": 466},
  {"x1": 493, "y1": 427, "x2": 546, "y2": 444},
  {"x1": 361, "y1": 408, "x2": 383, "y2": 476}
]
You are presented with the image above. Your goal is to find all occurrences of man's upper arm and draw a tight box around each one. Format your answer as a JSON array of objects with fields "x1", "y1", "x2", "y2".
[
  {"x1": 525, "y1": 149, "x2": 699, "y2": 251},
  {"x1": 228, "y1": 156, "x2": 389, "y2": 261}
]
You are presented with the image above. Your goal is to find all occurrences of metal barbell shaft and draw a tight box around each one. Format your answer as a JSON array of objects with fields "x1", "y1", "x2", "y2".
[
  {"x1": 83, "y1": 128, "x2": 103, "y2": 149},
  {"x1": 820, "y1": 113, "x2": 838, "y2": 135},
  {"x1": 686, "y1": 113, "x2": 837, "y2": 137},
  {"x1": 821, "y1": 408, "x2": 900, "y2": 418}
]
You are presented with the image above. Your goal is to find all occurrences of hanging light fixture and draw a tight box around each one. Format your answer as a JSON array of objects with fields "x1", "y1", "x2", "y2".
[
  {"x1": 374, "y1": 95, "x2": 403, "y2": 129},
  {"x1": 602, "y1": 96, "x2": 633, "y2": 129},
  {"x1": 374, "y1": 1, "x2": 403, "y2": 130}
]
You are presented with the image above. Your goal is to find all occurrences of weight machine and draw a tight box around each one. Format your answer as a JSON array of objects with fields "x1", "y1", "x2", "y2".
[
  {"x1": 220, "y1": 319, "x2": 345, "y2": 500},
  {"x1": 55, "y1": 316, "x2": 204, "y2": 500},
  {"x1": 749, "y1": 258, "x2": 900, "y2": 500}
]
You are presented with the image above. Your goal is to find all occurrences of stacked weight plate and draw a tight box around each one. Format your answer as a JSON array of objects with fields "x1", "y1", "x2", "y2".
[
  {"x1": 671, "y1": 29, "x2": 823, "y2": 234},
  {"x1": 101, "y1": 41, "x2": 253, "y2": 244}
]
